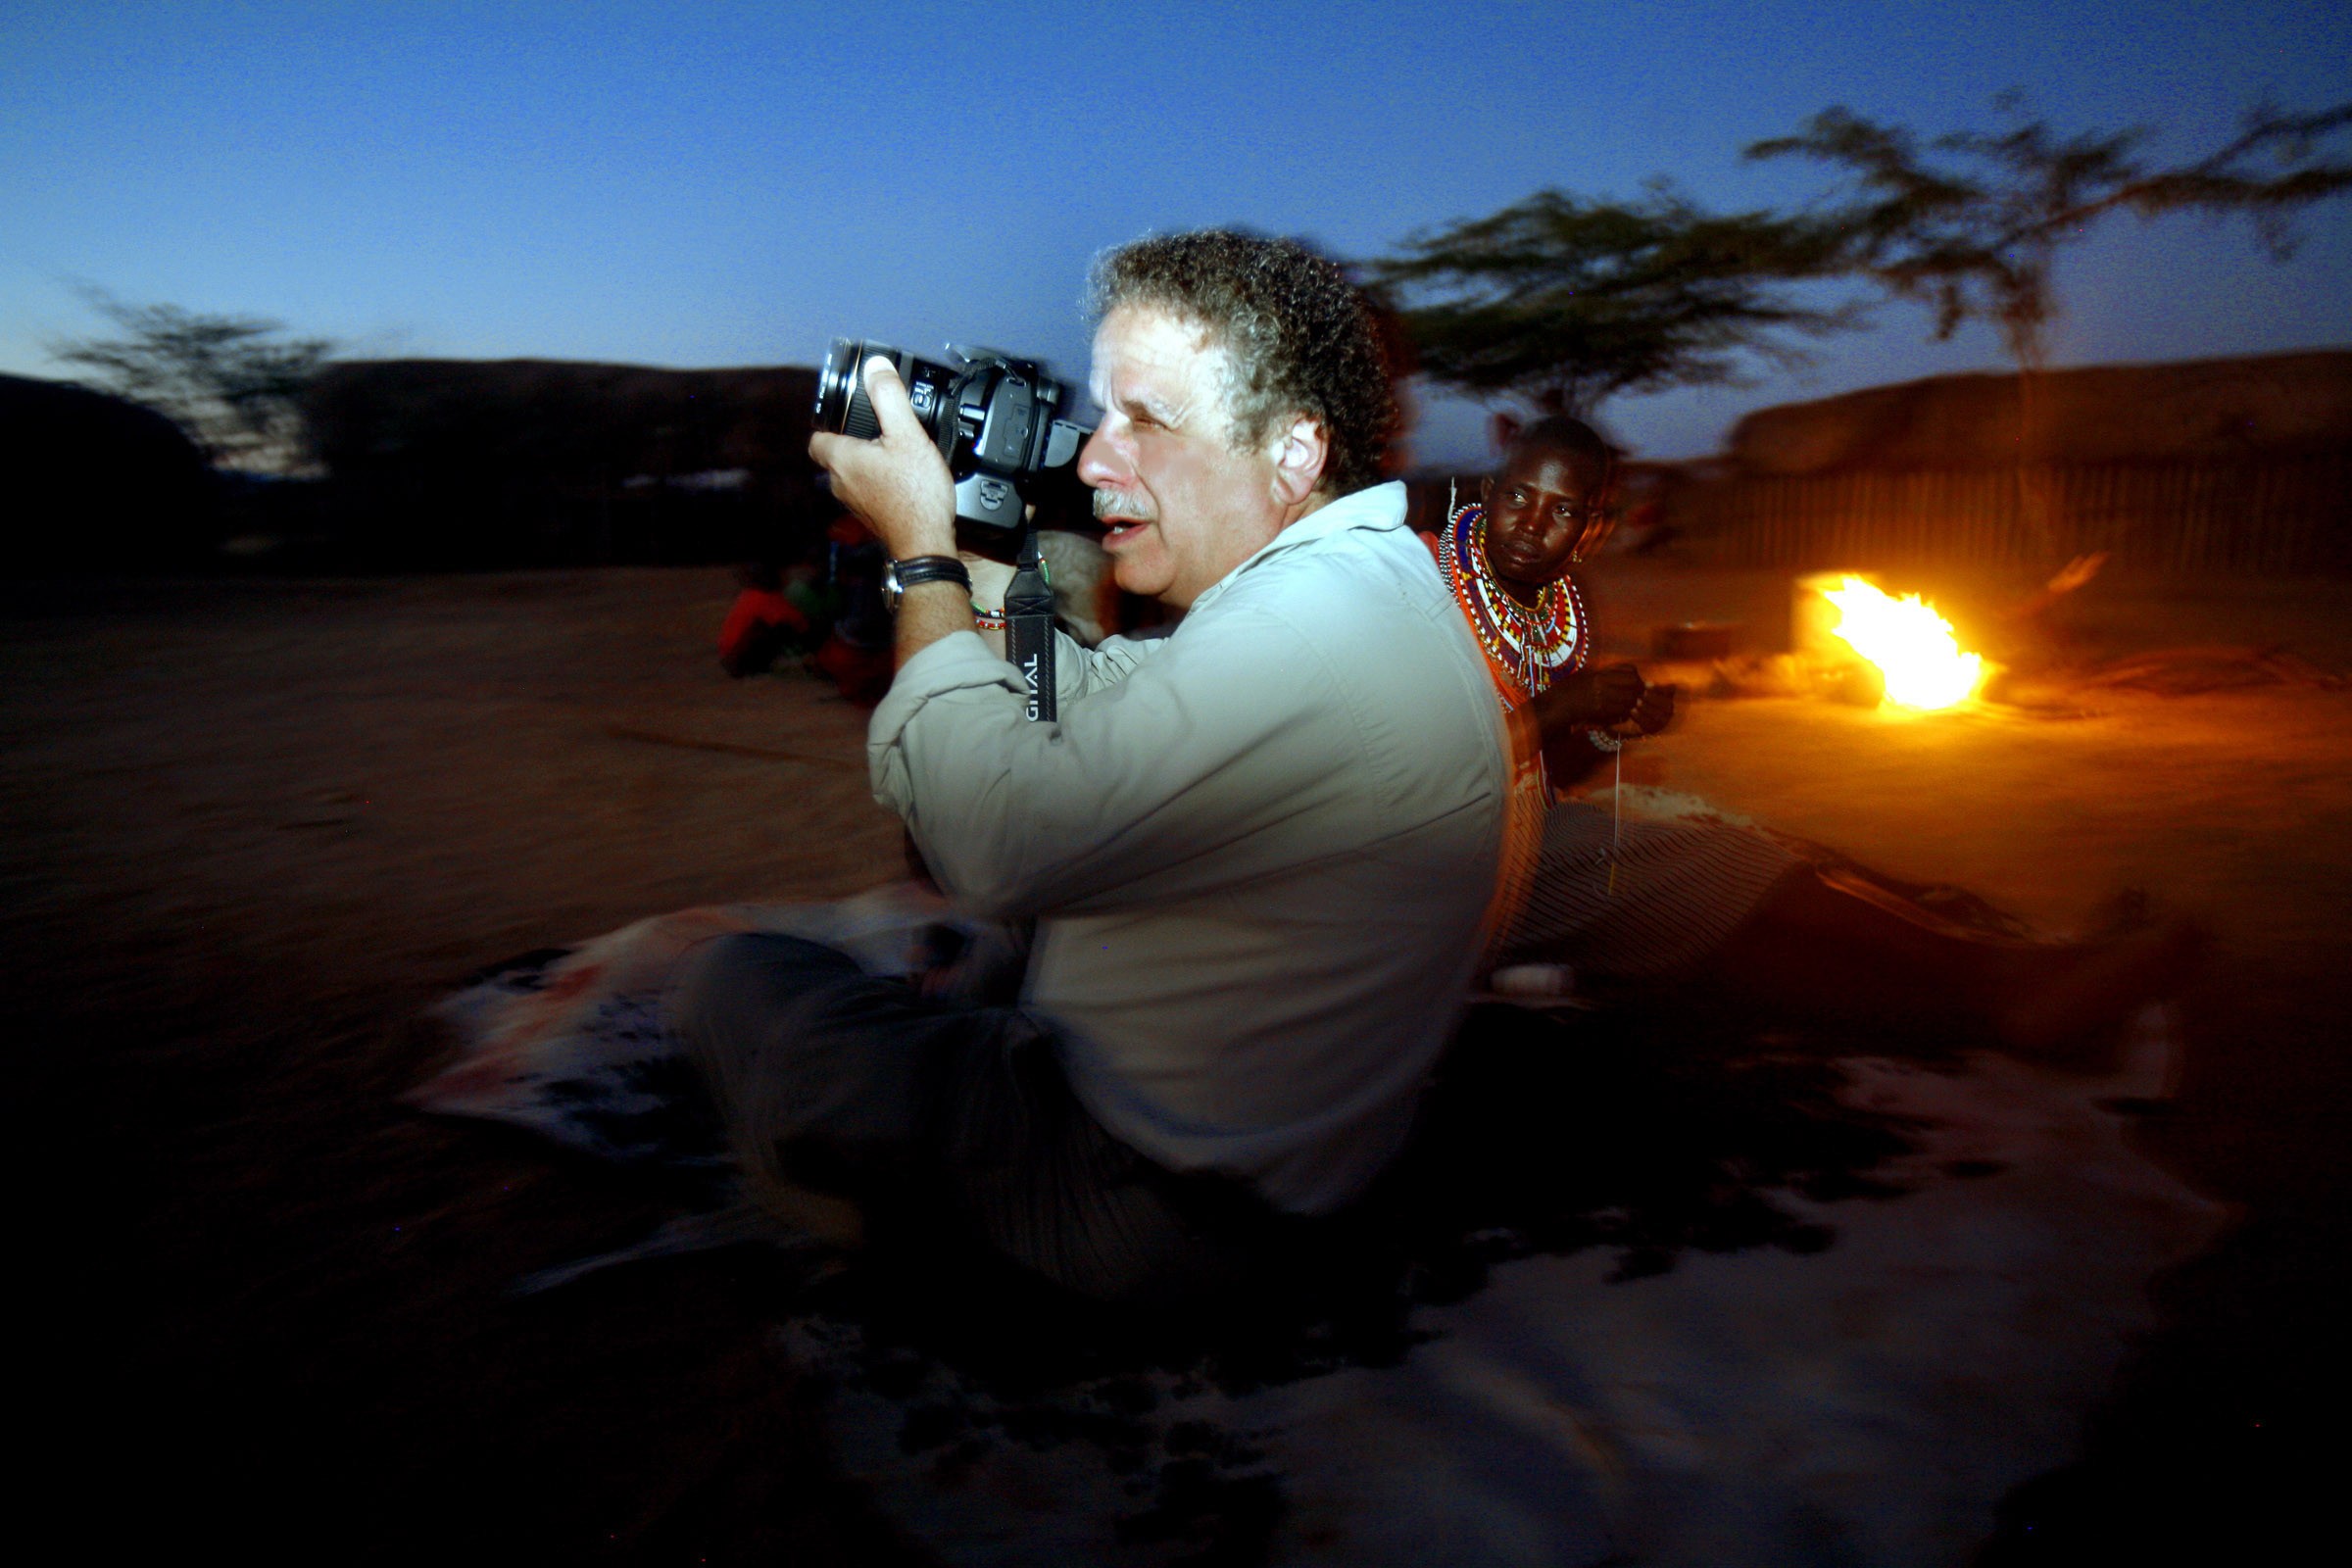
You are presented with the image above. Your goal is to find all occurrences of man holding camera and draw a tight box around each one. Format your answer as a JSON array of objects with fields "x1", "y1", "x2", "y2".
[{"x1": 669, "y1": 231, "x2": 1505, "y2": 1306}]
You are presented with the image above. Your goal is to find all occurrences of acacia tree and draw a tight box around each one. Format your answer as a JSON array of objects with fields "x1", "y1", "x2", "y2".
[
  {"x1": 1366, "y1": 184, "x2": 1857, "y2": 421},
  {"x1": 1746, "y1": 97, "x2": 2352, "y2": 554},
  {"x1": 1746, "y1": 96, "x2": 2352, "y2": 374},
  {"x1": 50, "y1": 291, "x2": 338, "y2": 475}
]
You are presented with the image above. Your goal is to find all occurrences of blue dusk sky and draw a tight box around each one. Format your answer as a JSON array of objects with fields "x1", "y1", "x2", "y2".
[{"x1": 2, "y1": 0, "x2": 2347, "y2": 465}]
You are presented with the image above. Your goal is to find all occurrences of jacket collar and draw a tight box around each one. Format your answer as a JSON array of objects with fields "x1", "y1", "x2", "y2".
[{"x1": 1187, "y1": 481, "x2": 1408, "y2": 615}]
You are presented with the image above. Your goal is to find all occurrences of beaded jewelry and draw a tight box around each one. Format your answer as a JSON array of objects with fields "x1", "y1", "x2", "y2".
[
  {"x1": 1438, "y1": 503, "x2": 1589, "y2": 698},
  {"x1": 1445, "y1": 500, "x2": 1635, "y2": 896}
]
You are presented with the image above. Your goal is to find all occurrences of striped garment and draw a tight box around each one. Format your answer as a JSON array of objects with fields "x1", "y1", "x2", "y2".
[{"x1": 1493, "y1": 798, "x2": 1805, "y2": 980}]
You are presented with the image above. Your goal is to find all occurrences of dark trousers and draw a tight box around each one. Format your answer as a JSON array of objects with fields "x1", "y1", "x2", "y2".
[{"x1": 664, "y1": 932, "x2": 1275, "y2": 1307}]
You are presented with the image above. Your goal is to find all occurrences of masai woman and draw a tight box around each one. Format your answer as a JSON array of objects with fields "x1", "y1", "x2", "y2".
[{"x1": 1438, "y1": 416, "x2": 2197, "y2": 1051}]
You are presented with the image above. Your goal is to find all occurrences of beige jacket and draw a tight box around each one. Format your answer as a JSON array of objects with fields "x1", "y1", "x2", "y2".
[{"x1": 868, "y1": 481, "x2": 1506, "y2": 1213}]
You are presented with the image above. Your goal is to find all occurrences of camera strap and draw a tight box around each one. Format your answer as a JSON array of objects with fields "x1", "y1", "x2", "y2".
[{"x1": 1004, "y1": 526, "x2": 1056, "y2": 723}]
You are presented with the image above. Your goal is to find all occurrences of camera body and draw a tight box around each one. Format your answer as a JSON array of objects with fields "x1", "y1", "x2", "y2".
[{"x1": 813, "y1": 338, "x2": 1092, "y2": 532}]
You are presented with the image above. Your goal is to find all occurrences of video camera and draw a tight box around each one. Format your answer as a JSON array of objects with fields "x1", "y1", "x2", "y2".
[{"x1": 813, "y1": 338, "x2": 1091, "y2": 722}]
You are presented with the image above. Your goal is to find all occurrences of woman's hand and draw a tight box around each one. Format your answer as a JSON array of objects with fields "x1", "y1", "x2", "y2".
[
  {"x1": 1535, "y1": 671, "x2": 1676, "y2": 788},
  {"x1": 1629, "y1": 681, "x2": 1676, "y2": 735},
  {"x1": 1537, "y1": 663, "x2": 1646, "y2": 731}
]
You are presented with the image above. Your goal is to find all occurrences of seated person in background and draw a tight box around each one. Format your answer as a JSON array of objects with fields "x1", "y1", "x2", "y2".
[
  {"x1": 716, "y1": 560, "x2": 820, "y2": 677},
  {"x1": 1425, "y1": 415, "x2": 1684, "y2": 957},
  {"x1": 808, "y1": 514, "x2": 895, "y2": 704},
  {"x1": 1444, "y1": 416, "x2": 2200, "y2": 1054},
  {"x1": 665, "y1": 231, "x2": 1506, "y2": 1307}
]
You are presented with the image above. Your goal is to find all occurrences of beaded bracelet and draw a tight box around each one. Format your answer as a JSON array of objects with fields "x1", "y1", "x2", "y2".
[
  {"x1": 971, "y1": 605, "x2": 1006, "y2": 631},
  {"x1": 1585, "y1": 727, "x2": 1624, "y2": 753}
]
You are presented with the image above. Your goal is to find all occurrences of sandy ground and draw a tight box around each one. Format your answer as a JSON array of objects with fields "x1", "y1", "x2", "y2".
[{"x1": 9, "y1": 563, "x2": 2348, "y2": 1562}]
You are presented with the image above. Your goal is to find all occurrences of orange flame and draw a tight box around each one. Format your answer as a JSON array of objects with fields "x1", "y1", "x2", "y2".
[{"x1": 1821, "y1": 576, "x2": 1986, "y2": 710}]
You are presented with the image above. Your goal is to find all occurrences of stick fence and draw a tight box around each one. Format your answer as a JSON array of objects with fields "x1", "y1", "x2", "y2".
[{"x1": 1676, "y1": 450, "x2": 2352, "y2": 574}]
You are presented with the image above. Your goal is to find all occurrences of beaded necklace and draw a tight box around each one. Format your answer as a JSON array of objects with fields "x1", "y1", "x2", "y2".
[{"x1": 1438, "y1": 503, "x2": 1589, "y2": 699}]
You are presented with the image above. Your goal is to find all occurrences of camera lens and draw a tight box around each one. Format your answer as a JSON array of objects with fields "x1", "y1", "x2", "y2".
[{"x1": 814, "y1": 337, "x2": 892, "y2": 440}]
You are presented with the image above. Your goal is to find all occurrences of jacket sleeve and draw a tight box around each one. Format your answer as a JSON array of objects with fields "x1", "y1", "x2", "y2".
[{"x1": 867, "y1": 615, "x2": 1364, "y2": 919}]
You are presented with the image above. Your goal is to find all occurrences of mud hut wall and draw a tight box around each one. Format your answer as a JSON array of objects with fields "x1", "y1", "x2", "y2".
[{"x1": 1679, "y1": 448, "x2": 2352, "y2": 575}]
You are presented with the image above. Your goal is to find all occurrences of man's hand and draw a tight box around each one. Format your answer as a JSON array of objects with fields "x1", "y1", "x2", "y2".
[
  {"x1": 1537, "y1": 663, "x2": 1646, "y2": 732},
  {"x1": 808, "y1": 358, "x2": 956, "y2": 561},
  {"x1": 810, "y1": 358, "x2": 972, "y2": 669}
]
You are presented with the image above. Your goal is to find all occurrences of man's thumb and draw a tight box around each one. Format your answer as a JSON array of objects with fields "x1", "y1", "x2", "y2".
[{"x1": 861, "y1": 355, "x2": 920, "y2": 442}]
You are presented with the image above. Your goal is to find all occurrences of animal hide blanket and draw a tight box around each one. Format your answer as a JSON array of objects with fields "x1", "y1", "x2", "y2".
[{"x1": 412, "y1": 861, "x2": 2223, "y2": 1565}]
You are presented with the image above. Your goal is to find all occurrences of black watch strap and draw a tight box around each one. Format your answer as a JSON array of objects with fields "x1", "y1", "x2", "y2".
[{"x1": 882, "y1": 555, "x2": 971, "y2": 612}]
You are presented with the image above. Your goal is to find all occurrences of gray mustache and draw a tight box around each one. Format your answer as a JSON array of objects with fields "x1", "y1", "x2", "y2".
[{"x1": 1092, "y1": 489, "x2": 1155, "y2": 524}]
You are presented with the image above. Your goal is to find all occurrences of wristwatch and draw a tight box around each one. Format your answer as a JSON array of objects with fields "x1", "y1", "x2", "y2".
[{"x1": 880, "y1": 555, "x2": 971, "y2": 614}]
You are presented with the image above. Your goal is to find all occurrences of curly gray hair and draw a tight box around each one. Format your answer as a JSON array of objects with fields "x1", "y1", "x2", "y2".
[{"x1": 1088, "y1": 230, "x2": 1399, "y2": 496}]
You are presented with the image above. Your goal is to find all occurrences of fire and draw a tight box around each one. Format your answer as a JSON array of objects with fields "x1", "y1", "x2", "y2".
[{"x1": 1821, "y1": 575, "x2": 1985, "y2": 710}]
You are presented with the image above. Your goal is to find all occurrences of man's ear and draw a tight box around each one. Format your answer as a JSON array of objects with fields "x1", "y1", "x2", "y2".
[{"x1": 1268, "y1": 415, "x2": 1328, "y2": 508}]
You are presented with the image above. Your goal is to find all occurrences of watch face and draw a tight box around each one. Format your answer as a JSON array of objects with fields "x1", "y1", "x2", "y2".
[{"x1": 882, "y1": 558, "x2": 967, "y2": 615}]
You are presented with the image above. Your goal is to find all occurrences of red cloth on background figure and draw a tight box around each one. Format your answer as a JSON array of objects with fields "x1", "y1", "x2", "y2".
[
  {"x1": 808, "y1": 633, "x2": 893, "y2": 706},
  {"x1": 717, "y1": 587, "x2": 809, "y2": 675}
]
